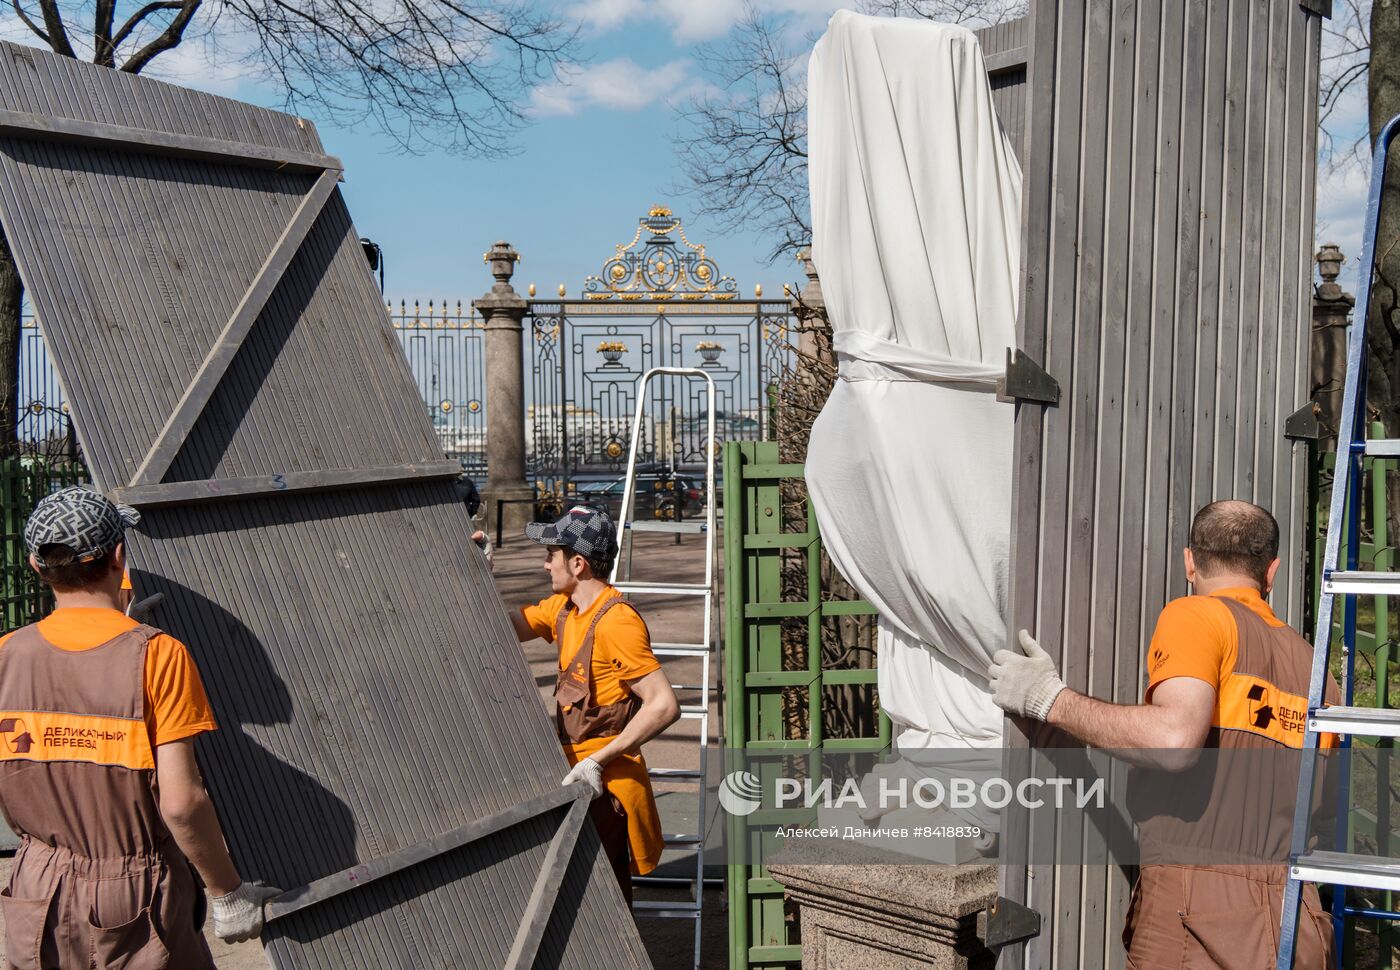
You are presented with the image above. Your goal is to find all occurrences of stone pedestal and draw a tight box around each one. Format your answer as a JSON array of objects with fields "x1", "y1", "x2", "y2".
[
  {"x1": 767, "y1": 858, "x2": 998, "y2": 969},
  {"x1": 473, "y1": 241, "x2": 535, "y2": 534}
]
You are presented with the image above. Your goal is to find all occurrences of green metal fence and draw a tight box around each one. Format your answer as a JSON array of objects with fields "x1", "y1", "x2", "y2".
[
  {"x1": 1309, "y1": 427, "x2": 1398, "y2": 967},
  {"x1": 722, "y1": 441, "x2": 888, "y2": 969},
  {"x1": 2, "y1": 457, "x2": 89, "y2": 632}
]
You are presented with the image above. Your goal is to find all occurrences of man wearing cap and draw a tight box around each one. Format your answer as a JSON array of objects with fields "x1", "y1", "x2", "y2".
[
  {"x1": 509, "y1": 506, "x2": 680, "y2": 902},
  {"x1": 0, "y1": 486, "x2": 278, "y2": 967}
]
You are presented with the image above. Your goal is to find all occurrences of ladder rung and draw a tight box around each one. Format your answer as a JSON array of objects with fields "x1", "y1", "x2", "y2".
[
  {"x1": 1292, "y1": 851, "x2": 1400, "y2": 893},
  {"x1": 648, "y1": 767, "x2": 705, "y2": 779},
  {"x1": 1324, "y1": 571, "x2": 1400, "y2": 595},
  {"x1": 679, "y1": 704, "x2": 708, "y2": 716},
  {"x1": 626, "y1": 521, "x2": 708, "y2": 534},
  {"x1": 632, "y1": 903, "x2": 702, "y2": 918},
  {"x1": 670, "y1": 683, "x2": 707, "y2": 692},
  {"x1": 653, "y1": 643, "x2": 710, "y2": 657},
  {"x1": 1345, "y1": 905, "x2": 1400, "y2": 921},
  {"x1": 613, "y1": 582, "x2": 710, "y2": 596},
  {"x1": 1365, "y1": 439, "x2": 1400, "y2": 457},
  {"x1": 1309, "y1": 706, "x2": 1400, "y2": 738},
  {"x1": 664, "y1": 834, "x2": 704, "y2": 845}
]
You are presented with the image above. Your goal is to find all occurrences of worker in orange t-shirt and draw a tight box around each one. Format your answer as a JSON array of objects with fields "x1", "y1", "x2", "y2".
[
  {"x1": 988, "y1": 500, "x2": 1337, "y2": 968},
  {"x1": 509, "y1": 506, "x2": 679, "y2": 903},
  {"x1": 0, "y1": 486, "x2": 279, "y2": 967}
]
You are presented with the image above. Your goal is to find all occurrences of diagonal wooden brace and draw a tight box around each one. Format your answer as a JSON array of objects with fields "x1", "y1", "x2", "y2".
[
  {"x1": 264, "y1": 784, "x2": 593, "y2": 924},
  {"x1": 130, "y1": 167, "x2": 340, "y2": 487},
  {"x1": 504, "y1": 795, "x2": 590, "y2": 970}
]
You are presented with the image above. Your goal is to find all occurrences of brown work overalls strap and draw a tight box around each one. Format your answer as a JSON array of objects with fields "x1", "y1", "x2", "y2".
[
  {"x1": 0, "y1": 621, "x2": 215, "y2": 970},
  {"x1": 553, "y1": 597, "x2": 643, "y2": 745},
  {"x1": 1124, "y1": 598, "x2": 1337, "y2": 969}
]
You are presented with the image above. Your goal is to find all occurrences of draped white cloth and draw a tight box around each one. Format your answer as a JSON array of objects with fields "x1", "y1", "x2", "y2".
[{"x1": 805, "y1": 10, "x2": 1022, "y2": 749}]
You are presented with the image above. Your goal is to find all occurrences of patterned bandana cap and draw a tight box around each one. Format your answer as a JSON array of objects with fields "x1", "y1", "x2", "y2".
[
  {"x1": 24, "y1": 486, "x2": 140, "y2": 566},
  {"x1": 524, "y1": 505, "x2": 618, "y2": 562}
]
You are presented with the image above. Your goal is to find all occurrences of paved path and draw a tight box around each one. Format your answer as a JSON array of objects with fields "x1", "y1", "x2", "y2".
[{"x1": 1, "y1": 527, "x2": 726, "y2": 968}]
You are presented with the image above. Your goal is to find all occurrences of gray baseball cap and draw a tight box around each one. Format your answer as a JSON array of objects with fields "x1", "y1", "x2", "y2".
[
  {"x1": 524, "y1": 505, "x2": 618, "y2": 561},
  {"x1": 24, "y1": 486, "x2": 140, "y2": 566}
]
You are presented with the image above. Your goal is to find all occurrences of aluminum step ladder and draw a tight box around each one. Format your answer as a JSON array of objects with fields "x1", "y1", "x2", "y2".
[
  {"x1": 1277, "y1": 113, "x2": 1400, "y2": 969},
  {"x1": 609, "y1": 367, "x2": 716, "y2": 970}
]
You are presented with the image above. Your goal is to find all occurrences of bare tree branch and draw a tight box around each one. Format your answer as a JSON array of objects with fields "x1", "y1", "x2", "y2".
[
  {"x1": 675, "y1": 0, "x2": 1022, "y2": 264},
  {"x1": 120, "y1": 0, "x2": 203, "y2": 73},
  {"x1": 94, "y1": 0, "x2": 115, "y2": 65},
  {"x1": 110, "y1": 2, "x2": 186, "y2": 54},
  {"x1": 11, "y1": 0, "x2": 51, "y2": 44},
  {"x1": 36, "y1": 0, "x2": 76, "y2": 57},
  {"x1": 857, "y1": 0, "x2": 1026, "y2": 24}
]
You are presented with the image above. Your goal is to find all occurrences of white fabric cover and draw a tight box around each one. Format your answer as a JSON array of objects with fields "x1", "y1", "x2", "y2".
[{"x1": 805, "y1": 11, "x2": 1022, "y2": 749}]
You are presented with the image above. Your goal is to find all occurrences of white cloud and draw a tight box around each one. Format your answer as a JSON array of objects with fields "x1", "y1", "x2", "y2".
[
  {"x1": 529, "y1": 57, "x2": 696, "y2": 116},
  {"x1": 0, "y1": 12, "x2": 250, "y2": 97},
  {"x1": 577, "y1": 0, "x2": 849, "y2": 43},
  {"x1": 1315, "y1": 154, "x2": 1370, "y2": 297}
]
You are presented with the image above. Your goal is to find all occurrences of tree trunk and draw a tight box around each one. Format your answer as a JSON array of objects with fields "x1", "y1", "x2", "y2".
[
  {"x1": 1367, "y1": 0, "x2": 1400, "y2": 542},
  {"x1": 0, "y1": 228, "x2": 22, "y2": 460}
]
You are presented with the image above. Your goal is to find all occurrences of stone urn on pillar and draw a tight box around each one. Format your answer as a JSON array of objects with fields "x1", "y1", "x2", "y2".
[
  {"x1": 473, "y1": 241, "x2": 537, "y2": 534},
  {"x1": 1311, "y1": 243, "x2": 1354, "y2": 448}
]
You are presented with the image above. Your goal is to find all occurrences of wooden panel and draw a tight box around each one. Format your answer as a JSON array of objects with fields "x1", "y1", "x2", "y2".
[
  {"x1": 977, "y1": 18, "x2": 1030, "y2": 165},
  {"x1": 1005, "y1": 2, "x2": 1325, "y2": 967}
]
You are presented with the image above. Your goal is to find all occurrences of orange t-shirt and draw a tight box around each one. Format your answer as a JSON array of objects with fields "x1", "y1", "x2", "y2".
[
  {"x1": 520, "y1": 586, "x2": 665, "y2": 875},
  {"x1": 1144, "y1": 587, "x2": 1285, "y2": 701},
  {"x1": 1144, "y1": 587, "x2": 1336, "y2": 748},
  {"x1": 0, "y1": 608, "x2": 217, "y2": 748},
  {"x1": 520, "y1": 587, "x2": 661, "y2": 706}
]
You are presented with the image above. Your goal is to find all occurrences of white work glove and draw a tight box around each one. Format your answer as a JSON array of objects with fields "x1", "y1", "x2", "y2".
[
  {"x1": 561, "y1": 757, "x2": 606, "y2": 798},
  {"x1": 211, "y1": 881, "x2": 280, "y2": 943},
  {"x1": 988, "y1": 630, "x2": 1067, "y2": 721},
  {"x1": 470, "y1": 530, "x2": 494, "y2": 571}
]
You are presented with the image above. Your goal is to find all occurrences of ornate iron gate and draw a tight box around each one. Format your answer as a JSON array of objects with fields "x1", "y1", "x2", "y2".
[
  {"x1": 526, "y1": 207, "x2": 794, "y2": 491},
  {"x1": 388, "y1": 300, "x2": 487, "y2": 477}
]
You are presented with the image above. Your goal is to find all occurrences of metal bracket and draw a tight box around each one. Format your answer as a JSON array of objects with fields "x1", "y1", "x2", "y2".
[
  {"x1": 998, "y1": 349, "x2": 1060, "y2": 406},
  {"x1": 1284, "y1": 402, "x2": 1325, "y2": 442},
  {"x1": 977, "y1": 896, "x2": 1041, "y2": 950}
]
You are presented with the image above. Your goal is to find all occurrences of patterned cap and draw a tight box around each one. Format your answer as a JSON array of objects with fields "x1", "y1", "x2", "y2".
[
  {"x1": 24, "y1": 486, "x2": 140, "y2": 566},
  {"x1": 524, "y1": 505, "x2": 618, "y2": 562}
]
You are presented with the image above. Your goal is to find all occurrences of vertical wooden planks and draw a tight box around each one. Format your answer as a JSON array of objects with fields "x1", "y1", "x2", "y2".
[{"x1": 1009, "y1": 2, "x2": 1325, "y2": 967}]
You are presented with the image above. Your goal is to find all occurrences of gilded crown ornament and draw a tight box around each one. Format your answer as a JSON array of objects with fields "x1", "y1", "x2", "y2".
[{"x1": 583, "y1": 208, "x2": 738, "y2": 301}]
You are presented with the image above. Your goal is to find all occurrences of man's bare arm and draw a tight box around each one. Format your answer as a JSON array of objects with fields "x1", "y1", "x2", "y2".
[
  {"x1": 586, "y1": 668, "x2": 680, "y2": 768},
  {"x1": 1046, "y1": 677, "x2": 1215, "y2": 768},
  {"x1": 509, "y1": 608, "x2": 535, "y2": 642},
  {"x1": 155, "y1": 738, "x2": 241, "y2": 895}
]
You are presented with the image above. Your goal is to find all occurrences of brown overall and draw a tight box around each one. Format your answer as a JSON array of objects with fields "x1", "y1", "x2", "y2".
[
  {"x1": 1125, "y1": 598, "x2": 1338, "y2": 969},
  {"x1": 0, "y1": 624, "x2": 214, "y2": 970},
  {"x1": 554, "y1": 598, "x2": 643, "y2": 902}
]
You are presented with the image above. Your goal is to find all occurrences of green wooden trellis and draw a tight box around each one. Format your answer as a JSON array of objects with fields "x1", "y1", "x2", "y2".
[
  {"x1": 722, "y1": 440, "x2": 889, "y2": 970},
  {"x1": 1309, "y1": 425, "x2": 1397, "y2": 968},
  {"x1": 2, "y1": 457, "x2": 89, "y2": 633}
]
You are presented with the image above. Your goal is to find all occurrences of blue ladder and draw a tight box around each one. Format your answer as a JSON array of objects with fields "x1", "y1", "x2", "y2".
[{"x1": 1278, "y1": 112, "x2": 1400, "y2": 969}]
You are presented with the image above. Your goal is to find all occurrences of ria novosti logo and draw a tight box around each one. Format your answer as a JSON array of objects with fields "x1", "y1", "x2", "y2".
[{"x1": 718, "y1": 770, "x2": 763, "y2": 816}]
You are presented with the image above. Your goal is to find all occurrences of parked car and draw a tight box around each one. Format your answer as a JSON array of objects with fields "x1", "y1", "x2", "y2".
[{"x1": 576, "y1": 467, "x2": 705, "y2": 521}]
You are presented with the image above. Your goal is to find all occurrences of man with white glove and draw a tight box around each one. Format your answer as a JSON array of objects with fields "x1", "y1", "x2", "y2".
[
  {"x1": 561, "y1": 755, "x2": 605, "y2": 797},
  {"x1": 988, "y1": 500, "x2": 1338, "y2": 968},
  {"x1": 0, "y1": 488, "x2": 280, "y2": 968},
  {"x1": 212, "y1": 881, "x2": 282, "y2": 943},
  {"x1": 508, "y1": 506, "x2": 679, "y2": 904}
]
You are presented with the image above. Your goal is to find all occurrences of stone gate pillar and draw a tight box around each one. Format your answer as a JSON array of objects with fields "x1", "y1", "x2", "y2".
[
  {"x1": 794, "y1": 249, "x2": 826, "y2": 362},
  {"x1": 1312, "y1": 243, "x2": 1355, "y2": 450},
  {"x1": 473, "y1": 241, "x2": 535, "y2": 534}
]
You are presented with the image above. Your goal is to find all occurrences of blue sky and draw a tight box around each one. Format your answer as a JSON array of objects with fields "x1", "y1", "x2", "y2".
[
  {"x1": 99, "y1": 0, "x2": 847, "y2": 307},
  {"x1": 0, "y1": 1, "x2": 1376, "y2": 304}
]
